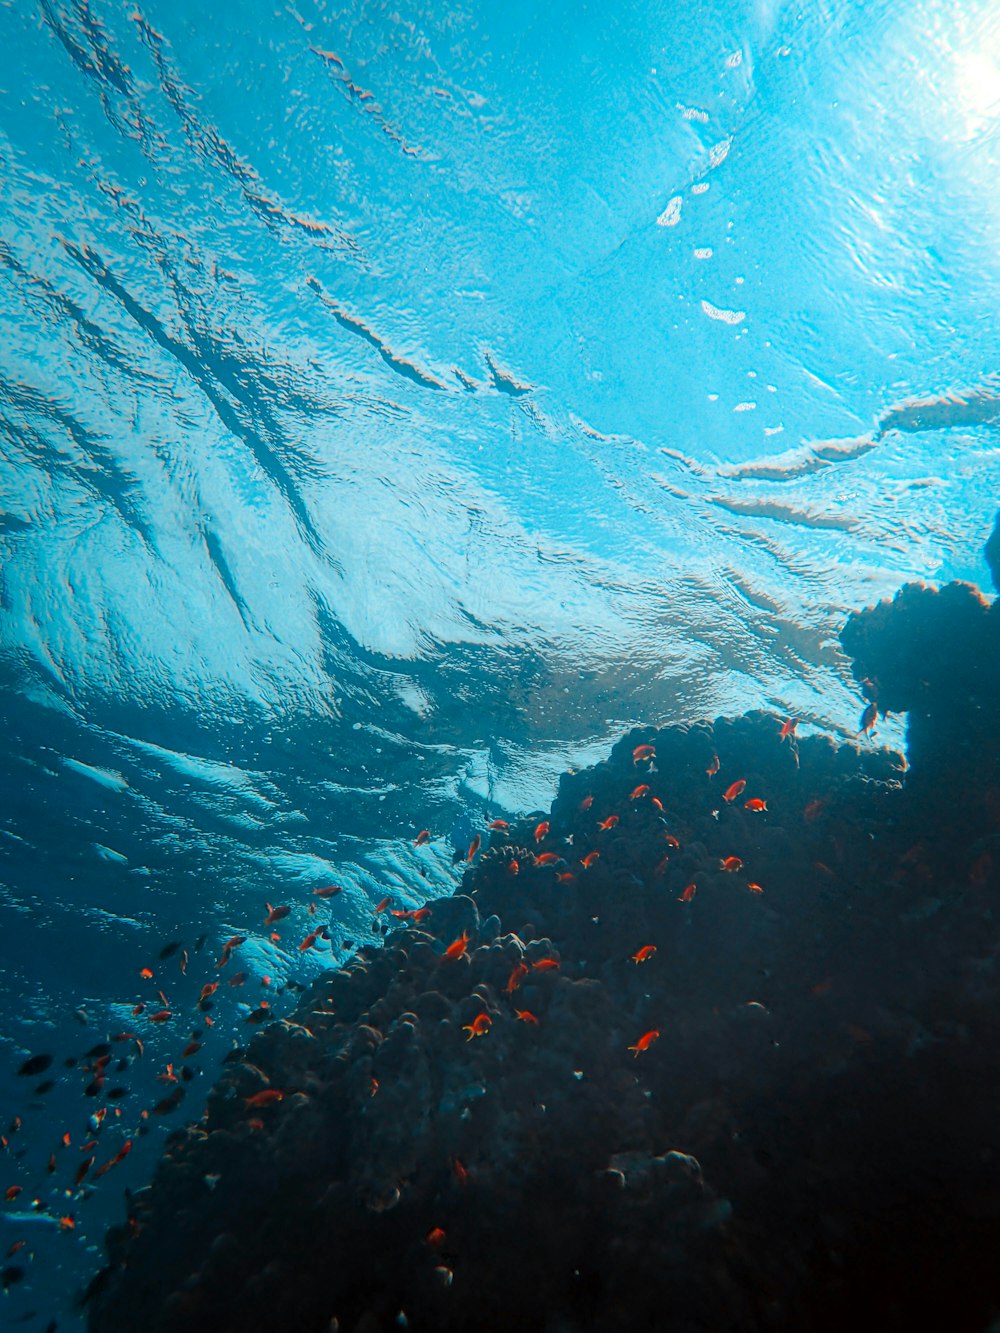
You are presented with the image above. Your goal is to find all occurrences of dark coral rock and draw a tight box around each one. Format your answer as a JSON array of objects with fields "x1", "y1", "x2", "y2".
[{"x1": 87, "y1": 591, "x2": 1000, "y2": 1333}]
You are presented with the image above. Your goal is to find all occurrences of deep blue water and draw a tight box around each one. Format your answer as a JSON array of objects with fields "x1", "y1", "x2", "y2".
[{"x1": 1, "y1": 0, "x2": 999, "y2": 1325}]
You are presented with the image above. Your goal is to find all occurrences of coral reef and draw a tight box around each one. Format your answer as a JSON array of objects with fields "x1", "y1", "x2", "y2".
[{"x1": 87, "y1": 582, "x2": 1000, "y2": 1333}]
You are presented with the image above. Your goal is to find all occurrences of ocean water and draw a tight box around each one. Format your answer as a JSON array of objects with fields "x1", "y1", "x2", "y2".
[{"x1": 1, "y1": 0, "x2": 999, "y2": 1327}]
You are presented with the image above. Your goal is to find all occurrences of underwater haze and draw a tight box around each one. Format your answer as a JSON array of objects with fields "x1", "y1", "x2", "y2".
[{"x1": 1, "y1": 0, "x2": 999, "y2": 1327}]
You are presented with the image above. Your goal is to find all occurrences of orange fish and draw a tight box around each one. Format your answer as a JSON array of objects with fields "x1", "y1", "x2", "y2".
[
  {"x1": 6, "y1": 1240, "x2": 25, "y2": 1257},
  {"x1": 578, "y1": 795, "x2": 594, "y2": 811},
  {"x1": 534, "y1": 820, "x2": 550, "y2": 843},
  {"x1": 706, "y1": 755, "x2": 720, "y2": 777},
  {"x1": 504, "y1": 962, "x2": 529, "y2": 994},
  {"x1": 663, "y1": 834, "x2": 680, "y2": 849},
  {"x1": 59, "y1": 1214, "x2": 75, "y2": 1231},
  {"x1": 462, "y1": 1012, "x2": 492, "y2": 1041},
  {"x1": 598, "y1": 815, "x2": 619, "y2": 831},
  {"x1": 629, "y1": 784, "x2": 650, "y2": 800},
  {"x1": 650, "y1": 797, "x2": 665, "y2": 812},
  {"x1": 426, "y1": 1227, "x2": 447, "y2": 1246},
  {"x1": 198, "y1": 982, "x2": 219, "y2": 1006},
  {"x1": 488, "y1": 819, "x2": 509, "y2": 831},
  {"x1": 415, "y1": 829, "x2": 431, "y2": 845},
  {"x1": 555, "y1": 871, "x2": 576, "y2": 884},
  {"x1": 263, "y1": 903, "x2": 290, "y2": 925},
  {"x1": 860, "y1": 701, "x2": 878, "y2": 736},
  {"x1": 62, "y1": 1132, "x2": 71, "y2": 1147},
  {"x1": 535, "y1": 852, "x2": 561, "y2": 866},
  {"x1": 632, "y1": 744, "x2": 656, "y2": 764},
  {"x1": 747, "y1": 882, "x2": 764, "y2": 895},
  {"x1": 369, "y1": 1077, "x2": 379, "y2": 1098},
  {"x1": 631, "y1": 945, "x2": 657, "y2": 964},
  {"x1": 678, "y1": 882, "x2": 697, "y2": 902},
  {"x1": 723, "y1": 779, "x2": 746, "y2": 803},
  {"x1": 451, "y1": 1156, "x2": 469, "y2": 1184},
  {"x1": 721, "y1": 856, "x2": 743, "y2": 872},
  {"x1": 580, "y1": 850, "x2": 600, "y2": 869},
  {"x1": 779, "y1": 717, "x2": 798, "y2": 741},
  {"x1": 244, "y1": 1089, "x2": 284, "y2": 1108},
  {"x1": 313, "y1": 885, "x2": 343, "y2": 898},
  {"x1": 442, "y1": 931, "x2": 470, "y2": 961},
  {"x1": 744, "y1": 798, "x2": 767, "y2": 812},
  {"x1": 507, "y1": 858, "x2": 520, "y2": 875},
  {"x1": 628, "y1": 1029, "x2": 660, "y2": 1057},
  {"x1": 374, "y1": 897, "x2": 390, "y2": 914},
  {"x1": 532, "y1": 957, "x2": 560, "y2": 972},
  {"x1": 92, "y1": 1139, "x2": 132, "y2": 1180},
  {"x1": 514, "y1": 1009, "x2": 539, "y2": 1025},
  {"x1": 156, "y1": 1063, "x2": 177, "y2": 1083},
  {"x1": 466, "y1": 835, "x2": 481, "y2": 861},
  {"x1": 139, "y1": 967, "x2": 153, "y2": 980},
  {"x1": 298, "y1": 930, "x2": 322, "y2": 952}
]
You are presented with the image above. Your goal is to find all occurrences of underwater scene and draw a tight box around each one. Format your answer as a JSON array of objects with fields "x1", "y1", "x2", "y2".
[{"x1": 2, "y1": 0, "x2": 1000, "y2": 1329}]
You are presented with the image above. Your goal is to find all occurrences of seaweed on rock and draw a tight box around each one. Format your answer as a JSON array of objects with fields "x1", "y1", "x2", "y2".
[{"x1": 87, "y1": 582, "x2": 1000, "y2": 1333}]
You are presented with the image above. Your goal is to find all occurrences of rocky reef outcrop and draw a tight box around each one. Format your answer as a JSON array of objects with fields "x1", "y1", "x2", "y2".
[{"x1": 86, "y1": 577, "x2": 1000, "y2": 1333}]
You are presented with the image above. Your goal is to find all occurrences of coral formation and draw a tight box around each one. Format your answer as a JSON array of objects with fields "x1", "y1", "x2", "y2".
[{"x1": 87, "y1": 581, "x2": 1000, "y2": 1333}]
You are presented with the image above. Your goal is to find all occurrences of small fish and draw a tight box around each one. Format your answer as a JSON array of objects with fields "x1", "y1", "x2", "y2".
[
  {"x1": 6, "y1": 1241, "x2": 25, "y2": 1257},
  {"x1": 415, "y1": 829, "x2": 431, "y2": 845},
  {"x1": 747, "y1": 882, "x2": 764, "y2": 895},
  {"x1": 706, "y1": 755, "x2": 720, "y2": 777},
  {"x1": 369, "y1": 1077, "x2": 379, "y2": 1097},
  {"x1": 152, "y1": 1088, "x2": 185, "y2": 1115},
  {"x1": 244, "y1": 1089, "x2": 284, "y2": 1108},
  {"x1": 535, "y1": 852, "x2": 561, "y2": 866},
  {"x1": 198, "y1": 982, "x2": 219, "y2": 1006},
  {"x1": 744, "y1": 798, "x2": 767, "y2": 812},
  {"x1": 629, "y1": 784, "x2": 650, "y2": 800},
  {"x1": 263, "y1": 904, "x2": 291, "y2": 925},
  {"x1": 721, "y1": 856, "x2": 743, "y2": 872},
  {"x1": 461, "y1": 1012, "x2": 492, "y2": 1041},
  {"x1": 373, "y1": 897, "x2": 390, "y2": 914},
  {"x1": 442, "y1": 931, "x2": 470, "y2": 961},
  {"x1": 228, "y1": 971, "x2": 248, "y2": 987},
  {"x1": 580, "y1": 850, "x2": 600, "y2": 869},
  {"x1": 182, "y1": 1041, "x2": 203, "y2": 1058},
  {"x1": 779, "y1": 717, "x2": 798, "y2": 741},
  {"x1": 466, "y1": 835, "x2": 481, "y2": 861},
  {"x1": 148, "y1": 1009, "x2": 172, "y2": 1024},
  {"x1": 628, "y1": 1029, "x2": 660, "y2": 1057},
  {"x1": 16, "y1": 1054, "x2": 52, "y2": 1078},
  {"x1": 531, "y1": 957, "x2": 560, "y2": 972},
  {"x1": 488, "y1": 819, "x2": 509, "y2": 831},
  {"x1": 158, "y1": 941, "x2": 182, "y2": 960},
  {"x1": 75, "y1": 1156, "x2": 95, "y2": 1186},
  {"x1": 723, "y1": 779, "x2": 747, "y2": 803},
  {"x1": 678, "y1": 883, "x2": 697, "y2": 902},
  {"x1": 59, "y1": 1214, "x2": 75, "y2": 1230},
  {"x1": 139, "y1": 968, "x2": 153, "y2": 980},
  {"x1": 578, "y1": 795, "x2": 594, "y2": 811},
  {"x1": 663, "y1": 834, "x2": 680, "y2": 849},
  {"x1": 4, "y1": 1186, "x2": 22, "y2": 1201},
  {"x1": 598, "y1": 815, "x2": 619, "y2": 831},
  {"x1": 507, "y1": 859, "x2": 520, "y2": 875},
  {"x1": 631, "y1": 945, "x2": 657, "y2": 964},
  {"x1": 803, "y1": 798, "x2": 825, "y2": 823},
  {"x1": 312, "y1": 885, "x2": 343, "y2": 898},
  {"x1": 860, "y1": 701, "x2": 878, "y2": 736},
  {"x1": 555, "y1": 871, "x2": 576, "y2": 884},
  {"x1": 451, "y1": 1156, "x2": 469, "y2": 1184},
  {"x1": 650, "y1": 797, "x2": 665, "y2": 812},
  {"x1": 632, "y1": 744, "x2": 656, "y2": 764},
  {"x1": 179, "y1": 950, "x2": 188, "y2": 975},
  {"x1": 514, "y1": 1009, "x2": 539, "y2": 1025},
  {"x1": 534, "y1": 820, "x2": 550, "y2": 843},
  {"x1": 298, "y1": 930, "x2": 322, "y2": 952},
  {"x1": 425, "y1": 1227, "x2": 447, "y2": 1246},
  {"x1": 504, "y1": 962, "x2": 529, "y2": 994}
]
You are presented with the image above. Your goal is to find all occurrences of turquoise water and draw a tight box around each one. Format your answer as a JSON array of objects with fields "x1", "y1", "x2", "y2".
[{"x1": 1, "y1": 0, "x2": 999, "y2": 1325}]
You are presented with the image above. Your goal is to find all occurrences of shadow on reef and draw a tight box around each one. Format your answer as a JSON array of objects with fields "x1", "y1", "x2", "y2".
[{"x1": 87, "y1": 576, "x2": 1000, "y2": 1333}]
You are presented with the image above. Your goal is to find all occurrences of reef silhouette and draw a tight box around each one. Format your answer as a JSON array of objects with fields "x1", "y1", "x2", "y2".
[{"x1": 88, "y1": 565, "x2": 1000, "y2": 1333}]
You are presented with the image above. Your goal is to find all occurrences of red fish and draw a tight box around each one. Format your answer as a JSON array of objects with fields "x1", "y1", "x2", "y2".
[
  {"x1": 779, "y1": 717, "x2": 798, "y2": 741},
  {"x1": 426, "y1": 1227, "x2": 447, "y2": 1246},
  {"x1": 462, "y1": 1012, "x2": 492, "y2": 1041},
  {"x1": 723, "y1": 779, "x2": 746, "y2": 803},
  {"x1": 535, "y1": 852, "x2": 561, "y2": 866},
  {"x1": 374, "y1": 897, "x2": 390, "y2": 914},
  {"x1": 415, "y1": 829, "x2": 431, "y2": 845},
  {"x1": 632, "y1": 744, "x2": 656, "y2": 764},
  {"x1": 532, "y1": 957, "x2": 560, "y2": 972},
  {"x1": 198, "y1": 982, "x2": 219, "y2": 1007},
  {"x1": 598, "y1": 815, "x2": 619, "y2": 831},
  {"x1": 514, "y1": 1009, "x2": 539, "y2": 1025},
  {"x1": 580, "y1": 850, "x2": 600, "y2": 869},
  {"x1": 504, "y1": 962, "x2": 528, "y2": 994},
  {"x1": 579, "y1": 795, "x2": 594, "y2": 811},
  {"x1": 488, "y1": 819, "x2": 509, "y2": 832},
  {"x1": 678, "y1": 882, "x2": 697, "y2": 902},
  {"x1": 139, "y1": 968, "x2": 153, "y2": 980},
  {"x1": 747, "y1": 882, "x2": 764, "y2": 895},
  {"x1": 466, "y1": 835, "x2": 481, "y2": 861},
  {"x1": 92, "y1": 1139, "x2": 132, "y2": 1179},
  {"x1": 451, "y1": 1156, "x2": 469, "y2": 1184},
  {"x1": 629, "y1": 785, "x2": 650, "y2": 800},
  {"x1": 298, "y1": 930, "x2": 322, "y2": 952},
  {"x1": 313, "y1": 885, "x2": 343, "y2": 898},
  {"x1": 803, "y1": 798, "x2": 825, "y2": 823},
  {"x1": 628, "y1": 1029, "x2": 660, "y2": 1057},
  {"x1": 663, "y1": 834, "x2": 680, "y2": 849},
  {"x1": 263, "y1": 903, "x2": 290, "y2": 925},
  {"x1": 555, "y1": 871, "x2": 576, "y2": 884},
  {"x1": 244, "y1": 1089, "x2": 284, "y2": 1108},
  {"x1": 182, "y1": 1040, "x2": 203, "y2": 1058},
  {"x1": 148, "y1": 1009, "x2": 172, "y2": 1024},
  {"x1": 721, "y1": 855, "x2": 743, "y2": 872},
  {"x1": 442, "y1": 931, "x2": 470, "y2": 961},
  {"x1": 534, "y1": 820, "x2": 550, "y2": 843},
  {"x1": 706, "y1": 755, "x2": 720, "y2": 777},
  {"x1": 650, "y1": 797, "x2": 665, "y2": 812},
  {"x1": 75, "y1": 1155, "x2": 95, "y2": 1186},
  {"x1": 507, "y1": 859, "x2": 520, "y2": 875},
  {"x1": 631, "y1": 945, "x2": 657, "y2": 964},
  {"x1": 4, "y1": 1186, "x2": 22, "y2": 1201},
  {"x1": 744, "y1": 797, "x2": 767, "y2": 812},
  {"x1": 860, "y1": 701, "x2": 878, "y2": 736}
]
